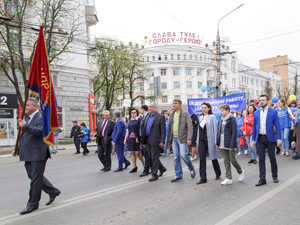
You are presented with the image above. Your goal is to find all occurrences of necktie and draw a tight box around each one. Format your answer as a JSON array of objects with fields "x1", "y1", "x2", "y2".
[
  {"x1": 100, "y1": 120, "x2": 107, "y2": 138},
  {"x1": 27, "y1": 116, "x2": 31, "y2": 124}
]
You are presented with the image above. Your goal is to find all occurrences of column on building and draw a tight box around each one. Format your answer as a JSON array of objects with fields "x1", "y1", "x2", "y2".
[{"x1": 168, "y1": 67, "x2": 173, "y2": 104}]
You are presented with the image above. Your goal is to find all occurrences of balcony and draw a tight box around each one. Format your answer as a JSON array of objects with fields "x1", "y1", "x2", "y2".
[{"x1": 85, "y1": 0, "x2": 98, "y2": 27}]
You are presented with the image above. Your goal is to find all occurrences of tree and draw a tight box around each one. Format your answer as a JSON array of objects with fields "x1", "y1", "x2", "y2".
[
  {"x1": 92, "y1": 37, "x2": 127, "y2": 112},
  {"x1": 263, "y1": 80, "x2": 273, "y2": 97},
  {"x1": 292, "y1": 71, "x2": 298, "y2": 96},
  {"x1": 0, "y1": 0, "x2": 82, "y2": 107}
]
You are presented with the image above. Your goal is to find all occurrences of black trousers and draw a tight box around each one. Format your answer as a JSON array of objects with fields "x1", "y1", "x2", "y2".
[
  {"x1": 146, "y1": 140, "x2": 165, "y2": 177},
  {"x1": 198, "y1": 139, "x2": 221, "y2": 180},
  {"x1": 81, "y1": 142, "x2": 89, "y2": 155},
  {"x1": 257, "y1": 135, "x2": 277, "y2": 180},
  {"x1": 25, "y1": 161, "x2": 60, "y2": 208},
  {"x1": 141, "y1": 144, "x2": 151, "y2": 173},
  {"x1": 97, "y1": 138, "x2": 111, "y2": 169},
  {"x1": 74, "y1": 137, "x2": 80, "y2": 152}
]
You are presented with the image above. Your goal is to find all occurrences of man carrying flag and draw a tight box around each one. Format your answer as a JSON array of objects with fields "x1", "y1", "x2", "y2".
[{"x1": 12, "y1": 27, "x2": 61, "y2": 215}]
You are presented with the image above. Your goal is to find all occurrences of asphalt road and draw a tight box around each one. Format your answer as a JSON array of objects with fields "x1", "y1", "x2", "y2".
[{"x1": 0, "y1": 145, "x2": 299, "y2": 225}]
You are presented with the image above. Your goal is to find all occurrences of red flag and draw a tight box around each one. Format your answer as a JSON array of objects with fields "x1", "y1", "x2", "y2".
[{"x1": 27, "y1": 26, "x2": 59, "y2": 147}]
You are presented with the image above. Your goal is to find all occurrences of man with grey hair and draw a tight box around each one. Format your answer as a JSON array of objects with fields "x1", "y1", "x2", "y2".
[
  {"x1": 93, "y1": 110, "x2": 115, "y2": 171},
  {"x1": 13, "y1": 97, "x2": 60, "y2": 214},
  {"x1": 112, "y1": 110, "x2": 130, "y2": 171}
]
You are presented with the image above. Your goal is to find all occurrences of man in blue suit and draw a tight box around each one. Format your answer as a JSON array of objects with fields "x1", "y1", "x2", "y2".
[
  {"x1": 112, "y1": 110, "x2": 131, "y2": 172},
  {"x1": 13, "y1": 98, "x2": 60, "y2": 214},
  {"x1": 252, "y1": 95, "x2": 282, "y2": 186}
]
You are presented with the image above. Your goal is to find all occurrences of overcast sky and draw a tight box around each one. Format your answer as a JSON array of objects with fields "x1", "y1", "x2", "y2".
[{"x1": 90, "y1": 0, "x2": 300, "y2": 68}]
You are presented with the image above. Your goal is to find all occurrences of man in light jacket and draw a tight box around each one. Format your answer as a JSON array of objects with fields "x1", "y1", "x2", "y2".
[{"x1": 167, "y1": 99, "x2": 196, "y2": 182}]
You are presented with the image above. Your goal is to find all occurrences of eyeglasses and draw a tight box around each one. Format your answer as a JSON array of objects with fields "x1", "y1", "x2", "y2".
[{"x1": 131, "y1": 111, "x2": 137, "y2": 114}]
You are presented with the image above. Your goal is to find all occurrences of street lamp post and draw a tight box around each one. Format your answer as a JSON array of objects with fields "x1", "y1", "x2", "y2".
[{"x1": 216, "y1": 4, "x2": 244, "y2": 97}]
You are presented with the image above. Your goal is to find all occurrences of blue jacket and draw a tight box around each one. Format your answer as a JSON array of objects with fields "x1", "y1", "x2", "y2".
[
  {"x1": 112, "y1": 118, "x2": 127, "y2": 144},
  {"x1": 80, "y1": 128, "x2": 90, "y2": 143},
  {"x1": 252, "y1": 107, "x2": 281, "y2": 142},
  {"x1": 236, "y1": 115, "x2": 244, "y2": 136},
  {"x1": 165, "y1": 119, "x2": 169, "y2": 136}
]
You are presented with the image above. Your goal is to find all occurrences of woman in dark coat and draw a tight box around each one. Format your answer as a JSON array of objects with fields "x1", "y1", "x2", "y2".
[
  {"x1": 190, "y1": 114, "x2": 199, "y2": 161},
  {"x1": 123, "y1": 108, "x2": 145, "y2": 173}
]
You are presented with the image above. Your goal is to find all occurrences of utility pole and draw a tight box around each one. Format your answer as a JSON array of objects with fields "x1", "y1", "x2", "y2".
[{"x1": 216, "y1": 4, "x2": 244, "y2": 97}]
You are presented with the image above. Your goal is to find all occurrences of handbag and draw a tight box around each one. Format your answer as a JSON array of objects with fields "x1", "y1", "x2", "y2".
[{"x1": 239, "y1": 135, "x2": 246, "y2": 146}]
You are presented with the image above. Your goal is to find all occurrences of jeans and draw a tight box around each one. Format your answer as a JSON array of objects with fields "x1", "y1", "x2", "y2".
[
  {"x1": 50, "y1": 135, "x2": 59, "y2": 153},
  {"x1": 172, "y1": 137, "x2": 194, "y2": 178},
  {"x1": 281, "y1": 128, "x2": 290, "y2": 150},
  {"x1": 245, "y1": 135, "x2": 256, "y2": 160}
]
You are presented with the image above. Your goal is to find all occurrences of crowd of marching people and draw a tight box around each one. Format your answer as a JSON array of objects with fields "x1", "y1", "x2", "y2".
[{"x1": 69, "y1": 94, "x2": 300, "y2": 186}]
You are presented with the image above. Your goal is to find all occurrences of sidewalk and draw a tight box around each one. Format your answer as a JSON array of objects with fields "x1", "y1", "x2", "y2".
[{"x1": 0, "y1": 143, "x2": 98, "y2": 155}]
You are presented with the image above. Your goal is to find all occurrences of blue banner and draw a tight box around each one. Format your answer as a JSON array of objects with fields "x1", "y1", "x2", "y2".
[{"x1": 188, "y1": 92, "x2": 246, "y2": 114}]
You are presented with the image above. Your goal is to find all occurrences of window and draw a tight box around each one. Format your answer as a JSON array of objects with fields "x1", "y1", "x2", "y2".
[
  {"x1": 57, "y1": 106, "x2": 63, "y2": 127},
  {"x1": 231, "y1": 62, "x2": 236, "y2": 72},
  {"x1": 141, "y1": 98, "x2": 145, "y2": 105},
  {"x1": 164, "y1": 54, "x2": 168, "y2": 60},
  {"x1": 197, "y1": 69, "x2": 202, "y2": 76},
  {"x1": 206, "y1": 70, "x2": 210, "y2": 77},
  {"x1": 224, "y1": 73, "x2": 227, "y2": 80},
  {"x1": 162, "y1": 96, "x2": 168, "y2": 103},
  {"x1": 174, "y1": 82, "x2": 180, "y2": 89},
  {"x1": 174, "y1": 95, "x2": 180, "y2": 99},
  {"x1": 149, "y1": 70, "x2": 154, "y2": 77},
  {"x1": 160, "y1": 69, "x2": 166, "y2": 76},
  {"x1": 200, "y1": 55, "x2": 202, "y2": 61},
  {"x1": 225, "y1": 84, "x2": 228, "y2": 89},
  {"x1": 204, "y1": 56, "x2": 206, "y2": 61},
  {"x1": 152, "y1": 56, "x2": 155, "y2": 61},
  {"x1": 256, "y1": 90, "x2": 259, "y2": 96},
  {"x1": 251, "y1": 79, "x2": 254, "y2": 85},
  {"x1": 224, "y1": 60, "x2": 227, "y2": 67},
  {"x1": 149, "y1": 83, "x2": 154, "y2": 89},
  {"x1": 171, "y1": 54, "x2": 174, "y2": 60},
  {"x1": 186, "y1": 68, "x2": 192, "y2": 76},
  {"x1": 52, "y1": 71, "x2": 58, "y2": 87},
  {"x1": 232, "y1": 78, "x2": 236, "y2": 88},
  {"x1": 252, "y1": 90, "x2": 254, "y2": 96},
  {"x1": 116, "y1": 100, "x2": 122, "y2": 107},
  {"x1": 9, "y1": 68, "x2": 23, "y2": 84},
  {"x1": 256, "y1": 80, "x2": 259, "y2": 86},
  {"x1": 195, "y1": 54, "x2": 197, "y2": 60},
  {"x1": 189, "y1": 54, "x2": 192, "y2": 60},
  {"x1": 183, "y1": 54, "x2": 187, "y2": 60},
  {"x1": 274, "y1": 66, "x2": 278, "y2": 73},
  {"x1": 140, "y1": 84, "x2": 144, "y2": 91},
  {"x1": 147, "y1": 56, "x2": 149, "y2": 62},
  {"x1": 198, "y1": 95, "x2": 202, "y2": 98},
  {"x1": 158, "y1": 55, "x2": 161, "y2": 60},
  {"x1": 173, "y1": 68, "x2": 179, "y2": 76},
  {"x1": 186, "y1": 81, "x2": 192, "y2": 88},
  {"x1": 198, "y1": 82, "x2": 202, "y2": 89},
  {"x1": 161, "y1": 82, "x2": 167, "y2": 89},
  {"x1": 177, "y1": 54, "x2": 180, "y2": 60},
  {"x1": 187, "y1": 95, "x2": 193, "y2": 99}
]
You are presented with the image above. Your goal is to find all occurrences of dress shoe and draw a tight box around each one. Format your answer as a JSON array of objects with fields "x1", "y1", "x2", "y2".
[
  {"x1": 139, "y1": 172, "x2": 149, "y2": 177},
  {"x1": 103, "y1": 168, "x2": 110, "y2": 172},
  {"x1": 95, "y1": 150, "x2": 98, "y2": 153},
  {"x1": 20, "y1": 206, "x2": 38, "y2": 215},
  {"x1": 293, "y1": 155, "x2": 300, "y2": 160},
  {"x1": 248, "y1": 159, "x2": 254, "y2": 163},
  {"x1": 171, "y1": 177, "x2": 182, "y2": 182},
  {"x1": 190, "y1": 169, "x2": 196, "y2": 178},
  {"x1": 46, "y1": 191, "x2": 61, "y2": 205},
  {"x1": 255, "y1": 179, "x2": 267, "y2": 187},
  {"x1": 148, "y1": 176, "x2": 158, "y2": 182},
  {"x1": 273, "y1": 177, "x2": 279, "y2": 183},
  {"x1": 196, "y1": 179, "x2": 207, "y2": 185},
  {"x1": 129, "y1": 167, "x2": 138, "y2": 173},
  {"x1": 215, "y1": 176, "x2": 221, "y2": 180},
  {"x1": 253, "y1": 160, "x2": 257, "y2": 164},
  {"x1": 75, "y1": 151, "x2": 80, "y2": 154},
  {"x1": 100, "y1": 168, "x2": 105, "y2": 171},
  {"x1": 114, "y1": 168, "x2": 123, "y2": 172},
  {"x1": 124, "y1": 163, "x2": 131, "y2": 169},
  {"x1": 158, "y1": 168, "x2": 167, "y2": 177}
]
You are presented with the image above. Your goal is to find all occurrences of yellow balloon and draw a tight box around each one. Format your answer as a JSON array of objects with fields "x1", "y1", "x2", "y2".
[{"x1": 289, "y1": 95, "x2": 296, "y2": 102}]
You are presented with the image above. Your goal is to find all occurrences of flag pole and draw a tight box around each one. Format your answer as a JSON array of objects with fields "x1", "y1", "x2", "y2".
[{"x1": 13, "y1": 88, "x2": 29, "y2": 156}]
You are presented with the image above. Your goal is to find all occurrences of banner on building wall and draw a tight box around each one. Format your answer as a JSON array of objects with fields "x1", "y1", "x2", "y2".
[
  {"x1": 144, "y1": 32, "x2": 203, "y2": 46},
  {"x1": 188, "y1": 92, "x2": 246, "y2": 114}
]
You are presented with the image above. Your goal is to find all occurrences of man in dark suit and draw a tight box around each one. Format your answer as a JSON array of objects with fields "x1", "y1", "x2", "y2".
[
  {"x1": 252, "y1": 95, "x2": 282, "y2": 186},
  {"x1": 139, "y1": 104, "x2": 150, "y2": 177},
  {"x1": 93, "y1": 110, "x2": 115, "y2": 171},
  {"x1": 13, "y1": 98, "x2": 60, "y2": 215},
  {"x1": 70, "y1": 120, "x2": 81, "y2": 154},
  {"x1": 112, "y1": 110, "x2": 130, "y2": 172},
  {"x1": 141, "y1": 102, "x2": 167, "y2": 182}
]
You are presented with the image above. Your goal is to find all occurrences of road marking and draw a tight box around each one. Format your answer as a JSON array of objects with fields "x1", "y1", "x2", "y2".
[
  {"x1": 0, "y1": 161, "x2": 205, "y2": 224},
  {"x1": 216, "y1": 173, "x2": 300, "y2": 225}
]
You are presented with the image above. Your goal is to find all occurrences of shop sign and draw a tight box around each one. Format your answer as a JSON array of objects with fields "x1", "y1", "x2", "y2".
[
  {"x1": 0, "y1": 109, "x2": 14, "y2": 118},
  {"x1": 0, "y1": 93, "x2": 18, "y2": 109}
]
